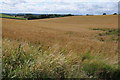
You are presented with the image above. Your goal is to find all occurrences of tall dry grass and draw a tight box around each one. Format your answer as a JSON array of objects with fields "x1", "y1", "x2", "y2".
[{"x1": 2, "y1": 38, "x2": 119, "y2": 79}]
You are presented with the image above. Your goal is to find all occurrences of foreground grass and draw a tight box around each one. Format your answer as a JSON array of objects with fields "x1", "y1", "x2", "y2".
[
  {"x1": 0, "y1": 14, "x2": 26, "y2": 20},
  {"x1": 2, "y1": 38, "x2": 120, "y2": 79}
]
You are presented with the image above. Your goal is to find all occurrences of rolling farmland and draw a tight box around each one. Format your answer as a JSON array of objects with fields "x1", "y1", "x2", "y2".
[
  {"x1": 2, "y1": 15, "x2": 119, "y2": 78},
  {"x1": 3, "y1": 15, "x2": 118, "y2": 54}
]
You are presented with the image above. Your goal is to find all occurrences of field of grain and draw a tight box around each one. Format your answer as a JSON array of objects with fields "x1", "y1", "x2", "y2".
[
  {"x1": 2, "y1": 15, "x2": 119, "y2": 78},
  {"x1": 3, "y1": 15, "x2": 118, "y2": 54}
]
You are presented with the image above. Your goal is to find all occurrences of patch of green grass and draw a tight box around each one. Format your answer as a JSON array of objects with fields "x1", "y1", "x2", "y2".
[
  {"x1": 92, "y1": 28, "x2": 107, "y2": 31},
  {"x1": 92, "y1": 28, "x2": 120, "y2": 41},
  {"x1": 82, "y1": 61, "x2": 118, "y2": 79},
  {"x1": 80, "y1": 51, "x2": 95, "y2": 62},
  {"x1": 100, "y1": 29, "x2": 120, "y2": 36},
  {"x1": 0, "y1": 14, "x2": 26, "y2": 20},
  {"x1": 92, "y1": 28, "x2": 120, "y2": 36}
]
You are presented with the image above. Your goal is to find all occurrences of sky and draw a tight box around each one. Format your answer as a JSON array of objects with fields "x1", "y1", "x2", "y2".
[{"x1": 0, "y1": 0, "x2": 120, "y2": 15}]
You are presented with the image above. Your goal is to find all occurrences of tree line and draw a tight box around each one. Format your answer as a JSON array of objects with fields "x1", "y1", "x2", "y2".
[
  {"x1": 22, "y1": 14, "x2": 74, "y2": 20},
  {"x1": 14, "y1": 13, "x2": 118, "y2": 20}
]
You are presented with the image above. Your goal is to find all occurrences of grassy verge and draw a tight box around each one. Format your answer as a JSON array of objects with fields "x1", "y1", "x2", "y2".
[
  {"x1": 0, "y1": 14, "x2": 26, "y2": 20},
  {"x1": 2, "y1": 38, "x2": 119, "y2": 79}
]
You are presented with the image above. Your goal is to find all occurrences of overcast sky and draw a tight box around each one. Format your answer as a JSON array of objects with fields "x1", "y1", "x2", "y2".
[{"x1": 0, "y1": 0, "x2": 119, "y2": 15}]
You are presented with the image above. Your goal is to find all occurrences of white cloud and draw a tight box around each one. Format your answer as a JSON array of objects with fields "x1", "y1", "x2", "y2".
[
  {"x1": 23, "y1": 0, "x2": 120, "y2": 3},
  {"x1": 1, "y1": 0, "x2": 119, "y2": 14}
]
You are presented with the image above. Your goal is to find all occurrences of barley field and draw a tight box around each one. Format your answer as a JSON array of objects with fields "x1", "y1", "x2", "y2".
[{"x1": 2, "y1": 15, "x2": 120, "y2": 79}]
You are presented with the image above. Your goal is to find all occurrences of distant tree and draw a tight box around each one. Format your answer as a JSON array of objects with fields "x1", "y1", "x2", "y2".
[
  {"x1": 25, "y1": 14, "x2": 33, "y2": 16},
  {"x1": 86, "y1": 14, "x2": 89, "y2": 16},
  {"x1": 113, "y1": 13, "x2": 117, "y2": 15},
  {"x1": 65, "y1": 14, "x2": 73, "y2": 16},
  {"x1": 103, "y1": 13, "x2": 106, "y2": 15},
  {"x1": 86, "y1": 14, "x2": 93, "y2": 16}
]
